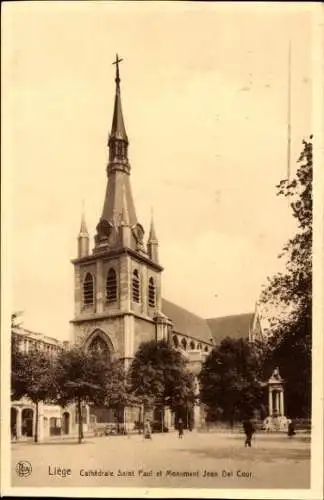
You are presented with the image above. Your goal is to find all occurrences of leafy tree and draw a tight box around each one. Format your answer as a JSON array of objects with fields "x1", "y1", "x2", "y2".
[
  {"x1": 55, "y1": 346, "x2": 109, "y2": 443},
  {"x1": 11, "y1": 334, "x2": 27, "y2": 401},
  {"x1": 12, "y1": 347, "x2": 57, "y2": 442},
  {"x1": 199, "y1": 337, "x2": 264, "y2": 424},
  {"x1": 103, "y1": 359, "x2": 138, "y2": 433},
  {"x1": 260, "y1": 137, "x2": 312, "y2": 418},
  {"x1": 11, "y1": 311, "x2": 27, "y2": 400},
  {"x1": 128, "y1": 340, "x2": 195, "y2": 428}
]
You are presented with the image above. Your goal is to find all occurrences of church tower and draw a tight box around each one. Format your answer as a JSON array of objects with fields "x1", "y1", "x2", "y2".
[{"x1": 71, "y1": 55, "x2": 169, "y2": 368}]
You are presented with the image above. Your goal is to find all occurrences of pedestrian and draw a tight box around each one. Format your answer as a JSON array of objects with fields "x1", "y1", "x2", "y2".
[
  {"x1": 242, "y1": 418, "x2": 255, "y2": 447},
  {"x1": 144, "y1": 419, "x2": 152, "y2": 440},
  {"x1": 178, "y1": 418, "x2": 184, "y2": 439},
  {"x1": 287, "y1": 419, "x2": 296, "y2": 437}
]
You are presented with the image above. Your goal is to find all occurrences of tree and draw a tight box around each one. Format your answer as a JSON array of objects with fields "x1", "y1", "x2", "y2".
[
  {"x1": 128, "y1": 340, "x2": 195, "y2": 429},
  {"x1": 12, "y1": 347, "x2": 57, "y2": 442},
  {"x1": 103, "y1": 359, "x2": 137, "y2": 434},
  {"x1": 55, "y1": 346, "x2": 109, "y2": 443},
  {"x1": 260, "y1": 137, "x2": 312, "y2": 418},
  {"x1": 11, "y1": 311, "x2": 26, "y2": 400},
  {"x1": 11, "y1": 334, "x2": 26, "y2": 401},
  {"x1": 199, "y1": 337, "x2": 264, "y2": 424}
]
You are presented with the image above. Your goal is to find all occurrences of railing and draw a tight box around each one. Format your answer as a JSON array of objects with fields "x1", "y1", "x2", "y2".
[
  {"x1": 199, "y1": 419, "x2": 311, "y2": 433},
  {"x1": 93, "y1": 422, "x2": 128, "y2": 436}
]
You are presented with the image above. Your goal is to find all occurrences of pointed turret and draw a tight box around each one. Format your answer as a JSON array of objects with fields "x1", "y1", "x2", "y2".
[
  {"x1": 78, "y1": 209, "x2": 90, "y2": 258},
  {"x1": 147, "y1": 210, "x2": 159, "y2": 263}
]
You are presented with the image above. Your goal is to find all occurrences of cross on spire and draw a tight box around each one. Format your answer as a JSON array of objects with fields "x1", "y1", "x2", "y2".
[{"x1": 112, "y1": 53, "x2": 123, "y2": 86}]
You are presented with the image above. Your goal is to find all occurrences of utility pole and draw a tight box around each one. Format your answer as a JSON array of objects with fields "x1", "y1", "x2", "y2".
[{"x1": 287, "y1": 40, "x2": 292, "y2": 180}]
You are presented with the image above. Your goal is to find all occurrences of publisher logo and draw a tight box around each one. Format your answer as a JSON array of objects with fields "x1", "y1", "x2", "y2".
[{"x1": 16, "y1": 461, "x2": 32, "y2": 477}]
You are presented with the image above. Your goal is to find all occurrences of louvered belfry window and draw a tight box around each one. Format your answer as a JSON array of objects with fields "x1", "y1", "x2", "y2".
[
  {"x1": 83, "y1": 272, "x2": 94, "y2": 305},
  {"x1": 148, "y1": 277, "x2": 156, "y2": 307},
  {"x1": 132, "y1": 269, "x2": 140, "y2": 303},
  {"x1": 106, "y1": 268, "x2": 117, "y2": 303}
]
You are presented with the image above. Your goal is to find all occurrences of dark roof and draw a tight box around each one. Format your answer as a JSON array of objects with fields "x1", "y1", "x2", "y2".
[
  {"x1": 162, "y1": 298, "x2": 213, "y2": 344},
  {"x1": 207, "y1": 313, "x2": 254, "y2": 344}
]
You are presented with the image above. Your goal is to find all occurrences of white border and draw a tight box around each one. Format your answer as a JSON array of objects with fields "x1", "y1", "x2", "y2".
[{"x1": 1, "y1": 2, "x2": 323, "y2": 499}]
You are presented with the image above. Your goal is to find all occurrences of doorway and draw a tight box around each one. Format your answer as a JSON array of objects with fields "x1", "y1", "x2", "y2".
[
  {"x1": 62, "y1": 412, "x2": 70, "y2": 434},
  {"x1": 22, "y1": 408, "x2": 34, "y2": 437}
]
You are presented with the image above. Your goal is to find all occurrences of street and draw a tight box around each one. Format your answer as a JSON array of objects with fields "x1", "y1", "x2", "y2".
[{"x1": 11, "y1": 430, "x2": 310, "y2": 489}]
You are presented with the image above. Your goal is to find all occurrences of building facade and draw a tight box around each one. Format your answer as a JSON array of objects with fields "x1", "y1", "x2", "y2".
[{"x1": 11, "y1": 327, "x2": 87, "y2": 441}]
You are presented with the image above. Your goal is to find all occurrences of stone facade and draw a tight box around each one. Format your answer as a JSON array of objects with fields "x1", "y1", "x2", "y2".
[
  {"x1": 70, "y1": 59, "x2": 210, "y2": 431},
  {"x1": 11, "y1": 327, "x2": 87, "y2": 442}
]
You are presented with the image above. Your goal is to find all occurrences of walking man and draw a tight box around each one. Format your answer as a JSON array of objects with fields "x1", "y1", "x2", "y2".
[
  {"x1": 287, "y1": 419, "x2": 296, "y2": 437},
  {"x1": 242, "y1": 418, "x2": 255, "y2": 447},
  {"x1": 178, "y1": 418, "x2": 184, "y2": 439}
]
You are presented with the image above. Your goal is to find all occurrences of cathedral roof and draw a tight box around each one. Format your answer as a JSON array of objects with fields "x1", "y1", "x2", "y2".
[
  {"x1": 162, "y1": 298, "x2": 213, "y2": 344},
  {"x1": 206, "y1": 313, "x2": 254, "y2": 344},
  {"x1": 162, "y1": 300, "x2": 255, "y2": 346}
]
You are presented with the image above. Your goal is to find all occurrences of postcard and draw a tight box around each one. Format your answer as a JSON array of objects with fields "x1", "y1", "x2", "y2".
[{"x1": 1, "y1": 2, "x2": 323, "y2": 499}]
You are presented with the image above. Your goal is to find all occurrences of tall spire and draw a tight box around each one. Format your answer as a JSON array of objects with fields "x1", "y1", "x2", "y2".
[
  {"x1": 95, "y1": 54, "x2": 138, "y2": 252},
  {"x1": 109, "y1": 54, "x2": 128, "y2": 143}
]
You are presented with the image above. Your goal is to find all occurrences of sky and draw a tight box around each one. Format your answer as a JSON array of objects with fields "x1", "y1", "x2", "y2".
[{"x1": 3, "y1": 2, "x2": 314, "y2": 341}]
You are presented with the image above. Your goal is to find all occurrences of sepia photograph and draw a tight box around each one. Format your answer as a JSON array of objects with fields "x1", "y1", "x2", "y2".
[{"x1": 1, "y1": 2, "x2": 323, "y2": 498}]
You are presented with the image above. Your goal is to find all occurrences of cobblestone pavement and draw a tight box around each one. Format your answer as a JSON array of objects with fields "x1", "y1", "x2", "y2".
[{"x1": 11, "y1": 431, "x2": 310, "y2": 490}]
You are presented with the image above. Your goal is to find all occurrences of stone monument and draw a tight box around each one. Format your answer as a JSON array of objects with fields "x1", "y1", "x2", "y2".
[{"x1": 264, "y1": 367, "x2": 288, "y2": 431}]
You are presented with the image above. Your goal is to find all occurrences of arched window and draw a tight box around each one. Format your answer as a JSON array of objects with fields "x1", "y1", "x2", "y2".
[
  {"x1": 204, "y1": 346, "x2": 209, "y2": 352},
  {"x1": 173, "y1": 335, "x2": 179, "y2": 348},
  {"x1": 88, "y1": 335, "x2": 110, "y2": 361},
  {"x1": 83, "y1": 272, "x2": 94, "y2": 305},
  {"x1": 106, "y1": 268, "x2": 117, "y2": 303},
  {"x1": 148, "y1": 277, "x2": 156, "y2": 308},
  {"x1": 132, "y1": 269, "x2": 140, "y2": 303},
  {"x1": 190, "y1": 341, "x2": 195, "y2": 350},
  {"x1": 181, "y1": 338, "x2": 187, "y2": 350},
  {"x1": 197, "y1": 343, "x2": 202, "y2": 350}
]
